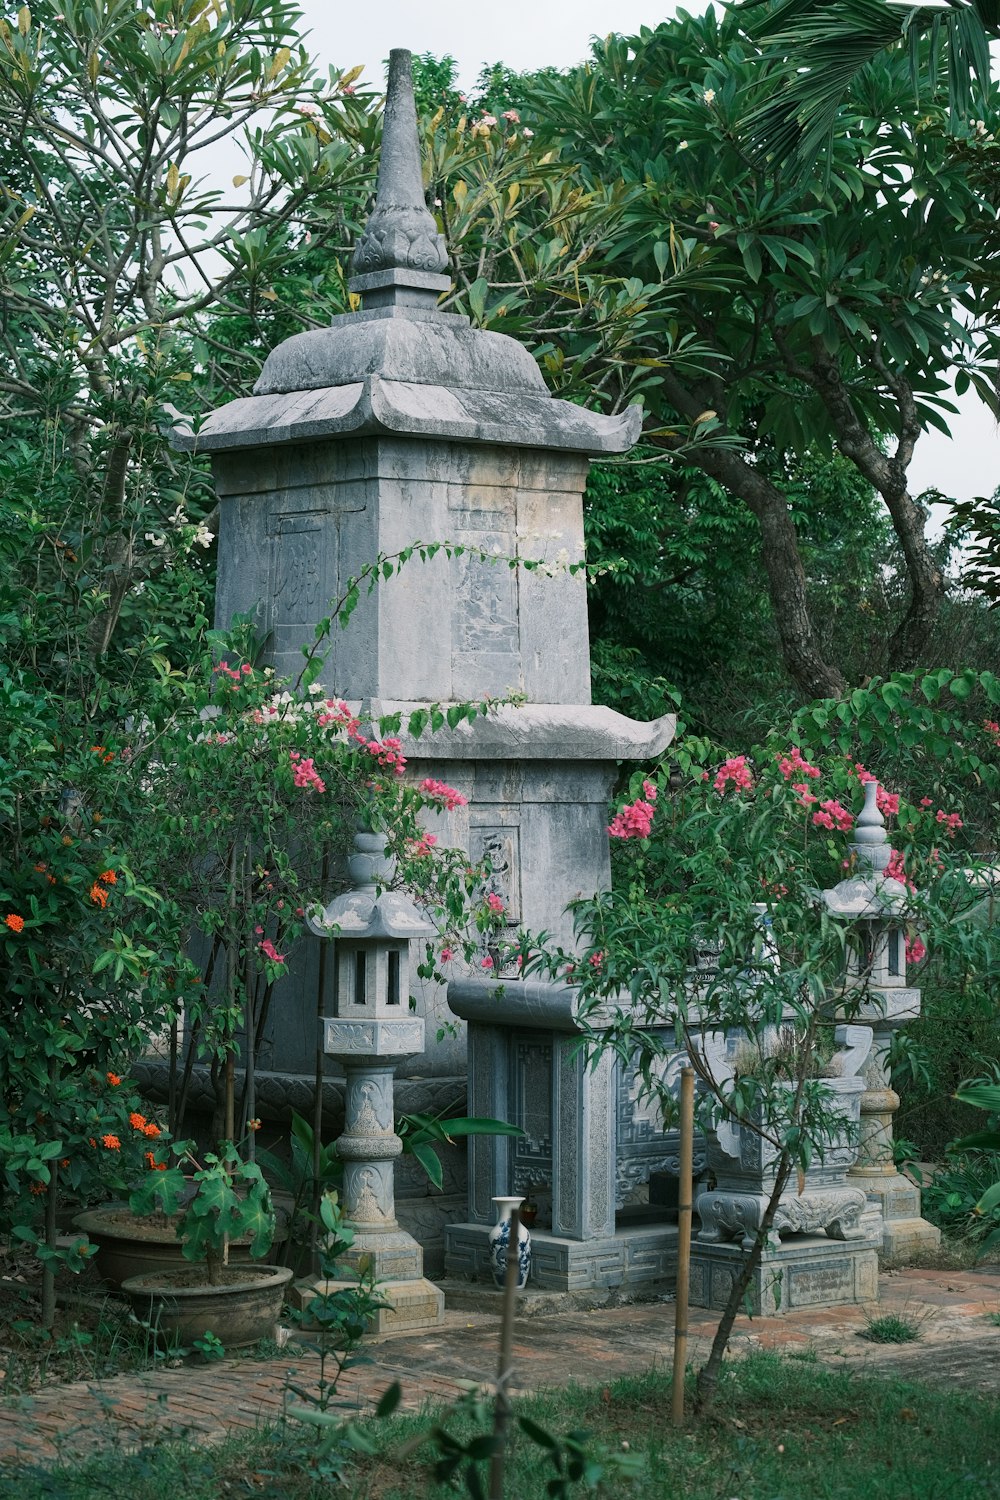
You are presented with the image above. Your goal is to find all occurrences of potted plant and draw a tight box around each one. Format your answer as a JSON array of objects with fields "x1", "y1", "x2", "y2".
[{"x1": 119, "y1": 1141, "x2": 293, "y2": 1347}]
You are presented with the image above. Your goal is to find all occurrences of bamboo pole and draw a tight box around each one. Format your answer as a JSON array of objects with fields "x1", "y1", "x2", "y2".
[
  {"x1": 672, "y1": 1066, "x2": 695, "y2": 1427},
  {"x1": 489, "y1": 1206, "x2": 521, "y2": 1500}
]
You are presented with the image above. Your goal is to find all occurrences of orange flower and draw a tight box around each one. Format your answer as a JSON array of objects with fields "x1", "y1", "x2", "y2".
[
  {"x1": 30, "y1": 1182, "x2": 47, "y2": 1196},
  {"x1": 88, "y1": 1137, "x2": 97, "y2": 1148},
  {"x1": 4, "y1": 914, "x2": 25, "y2": 933},
  {"x1": 34, "y1": 862, "x2": 46, "y2": 872},
  {"x1": 106, "y1": 1072, "x2": 122, "y2": 1086},
  {"x1": 129, "y1": 1112, "x2": 148, "y2": 1130},
  {"x1": 98, "y1": 870, "x2": 117, "y2": 885},
  {"x1": 143, "y1": 1123, "x2": 161, "y2": 1139},
  {"x1": 91, "y1": 745, "x2": 105, "y2": 756},
  {"x1": 59, "y1": 1159, "x2": 70, "y2": 1168},
  {"x1": 100, "y1": 1134, "x2": 120, "y2": 1151},
  {"x1": 89, "y1": 883, "x2": 108, "y2": 908}
]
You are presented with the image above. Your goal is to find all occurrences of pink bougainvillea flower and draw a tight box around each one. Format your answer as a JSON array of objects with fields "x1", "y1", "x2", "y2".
[
  {"x1": 935, "y1": 809, "x2": 963, "y2": 836},
  {"x1": 642, "y1": 779, "x2": 658, "y2": 802},
  {"x1": 876, "y1": 787, "x2": 900, "y2": 817},
  {"x1": 905, "y1": 936, "x2": 927, "y2": 965},
  {"x1": 481, "y1": 954, "x2": 494, "y2": 969},
  {"x1": 288, "y1": 749, "x2": 326, "y2": 793},
  {"x1": 485, "y1": 893, "x2": 505, "y2": 914},
  {"x1": 886, "y1": 849, "x2": 917, "y2": 891},
  {"x1": 440, "y1": 946, "x2": 454, "y2": 962},
  {"x1": 260, "y1": 937, "x2": 286, "y2": 964},
  {"x1": 811, "y1": 799, "x2": 853, "y2": 833},
  {"x1": 714, "y1": 755, "x2": 753, "y2": 794},
  {"x1": 608, "y1": 798, "x2": 655, "y2": 839},
  {"x1": 776, "y1": 747, "x2": 821, "y2": 782},
  {"x1": 420, "y1": 777, "x2": 467, "y2": 810}
]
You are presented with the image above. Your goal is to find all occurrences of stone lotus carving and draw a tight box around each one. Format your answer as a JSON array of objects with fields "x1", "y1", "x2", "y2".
[{"x1": 352, "y1": 205, "x2": 449, "y2": 277}]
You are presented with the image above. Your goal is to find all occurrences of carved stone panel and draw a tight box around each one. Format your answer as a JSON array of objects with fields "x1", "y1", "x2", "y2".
[{"x1": 510, "y1": 1034, "x2": 553, "y2": 1205}]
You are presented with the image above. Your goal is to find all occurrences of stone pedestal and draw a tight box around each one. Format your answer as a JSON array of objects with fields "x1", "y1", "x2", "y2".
[
  {"x1": 446, "y1": 1222, "x2": 678, "y2": 1293},
  {"x1": 848, "y1": 1022, "x2": 941, "y2": 1260},
  {"x1": 690, "y1": 1235, "x2": 879, "y2": 1316}
]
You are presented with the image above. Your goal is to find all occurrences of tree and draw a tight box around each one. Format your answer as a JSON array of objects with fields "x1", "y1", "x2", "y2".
[
  {"x1": 737, "y1": 0, "x2": 1000, "y2": 169},
  {"x1": 516, "y1": 11, "x2": 1000, "y2": 696},
  {"x1": 0, "y1": 0, "x2": 379, "y2": 681}
]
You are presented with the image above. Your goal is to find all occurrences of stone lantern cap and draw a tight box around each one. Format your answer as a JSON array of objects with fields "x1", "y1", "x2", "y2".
[
  {"x1": 176, "y1": 49, "x2": 641, "y2": 457},
  {"x1": 307, "y1": 826, "x2": 436, "y2": 941},
  {"x1": 823, "y1": 780, "x2": 909, "y2": 919},
  {"x1": 309, "y1": 886, "x2": 435, "y2": 941}
]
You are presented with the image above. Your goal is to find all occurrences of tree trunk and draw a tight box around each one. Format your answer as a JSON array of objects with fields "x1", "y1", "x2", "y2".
[
  {"x1": 810, "y1": 351, "x2": 945, "y2": 669},
  {"x1": 693, "y1": 1154, "x2": 794, "y2": 1414},
  {"x1": 687, "y1": 445, "x2": 848, "y2": 700},
  {"x1": 659, "y1": 371, "x2": 847, "y2": 701}
]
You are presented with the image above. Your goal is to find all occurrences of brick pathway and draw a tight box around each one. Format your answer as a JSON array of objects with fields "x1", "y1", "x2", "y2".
[{"x1": 1, "y1": 1266, "x2": 998, "y2": 1470}]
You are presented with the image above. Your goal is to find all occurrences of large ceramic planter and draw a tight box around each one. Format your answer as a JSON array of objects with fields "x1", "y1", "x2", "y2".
[
  {"x1": 74, "y1": 1205, "x2": 258, "y2": 1292},
  {"x1": 120, "y1": 1263, "x2": 294, "y2": 1348}
]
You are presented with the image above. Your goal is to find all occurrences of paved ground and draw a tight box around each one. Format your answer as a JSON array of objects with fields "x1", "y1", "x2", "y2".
[{"x1": 0, "y1": 1266, "x2": 997, "y2": 1470}]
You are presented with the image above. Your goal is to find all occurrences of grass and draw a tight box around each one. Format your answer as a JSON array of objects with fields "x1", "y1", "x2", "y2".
[
  {"x1": 860, "y1": 1313, "x2": 923, "y2": 1344},
  {"x1": 2, "y1": 1352, "x2": 998, "y2": 1499}
]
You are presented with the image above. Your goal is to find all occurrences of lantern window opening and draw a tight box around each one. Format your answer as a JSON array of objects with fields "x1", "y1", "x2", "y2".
[
  {"x1": 887, "y1": 928, "x2": 902, "y2": 978},
  {"x1": 387, "y1": 948, "x2": 401, "y2": 1005},
  {"x1": 355, "y1": 949, "x2": 368, "y2": 1005}
]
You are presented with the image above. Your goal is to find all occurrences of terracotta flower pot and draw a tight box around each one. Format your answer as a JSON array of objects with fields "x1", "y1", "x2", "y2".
[
  {"x1": 120, "y1": 1263, "x2": 294, "y2": 1348},
  {"x1": 73, "y1": 1204, "x2": 258, "y2": 1292}
]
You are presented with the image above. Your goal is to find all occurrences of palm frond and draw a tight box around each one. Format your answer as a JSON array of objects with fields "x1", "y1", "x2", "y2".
[{"x1": 736, "y1": 0, "x2": 1000, "y2": 171}]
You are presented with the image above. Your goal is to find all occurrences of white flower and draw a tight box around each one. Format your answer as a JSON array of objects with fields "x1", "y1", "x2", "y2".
[
  {"x1": 144, "y1": 532, "x2": 165, "y2": 548},
  {"x1": 307, "y1": 682, "x2": 324, "y2": 695},
  {"x1": 678, "y1": 140, "x2": 689, "y2": 150},
  {"x1": 297, "y1": 101, "x2": 320, "y2": 119},
  {"x1": 703, "y1": 89, "x2": 715, "y2": 105},
  {"x1": 522, "y1": 127, "x2": 534, "y2": 139},
  {"x1": 193, "y1": 525, "x2": 213, "y2": 548},
  {"x1": 480, "y1": 112, "x2": 497, "y2": 127}
]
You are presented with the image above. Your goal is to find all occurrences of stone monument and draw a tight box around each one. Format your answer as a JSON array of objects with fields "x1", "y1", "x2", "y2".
[{"x1": 177, "y1": 49, "x2": 675, "y2": 1273}]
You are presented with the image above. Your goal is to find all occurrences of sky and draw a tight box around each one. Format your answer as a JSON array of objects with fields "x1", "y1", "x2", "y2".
[{"x1": 290, "y1": 0, "x2": 998, "y2": 513}]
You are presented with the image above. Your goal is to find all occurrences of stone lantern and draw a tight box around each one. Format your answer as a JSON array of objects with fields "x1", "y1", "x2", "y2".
[
  {"x1": 304, "y1": 827, "x2": 445, "y2": 1331},
  {"x1": 823, "y1": 780, "x2": 940, "y2": 1257}
]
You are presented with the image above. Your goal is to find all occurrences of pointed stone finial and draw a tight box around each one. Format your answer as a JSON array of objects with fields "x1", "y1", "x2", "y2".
[
  {"x1": 349, "y1": 49, "x2": 451, "y2": 312},
  {"x1": 850, "y1": 780, "x2": 892, "y2": 874}
]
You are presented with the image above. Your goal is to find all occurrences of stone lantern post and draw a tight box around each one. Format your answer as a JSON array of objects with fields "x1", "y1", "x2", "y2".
[
  {"x1": 823, "y1": 781, "x2": 940, "y2": 1257},
  {"x1": 303, "y1": 827, "x2": 445, "y2": 1331}
]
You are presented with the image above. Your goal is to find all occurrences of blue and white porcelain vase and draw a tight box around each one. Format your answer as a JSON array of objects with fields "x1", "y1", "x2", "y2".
[{"x1": 488, "y1": 1195, "x2": 531, "y2": 1289}]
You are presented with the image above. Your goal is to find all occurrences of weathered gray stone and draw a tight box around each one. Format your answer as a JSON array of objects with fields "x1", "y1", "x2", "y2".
[
  {"x1": 446, "y1": 1223, "x2": 677, "y2": 1293},
  {"x1": 690, "y1": 1235, "x2": 879, "y2": 1315}
]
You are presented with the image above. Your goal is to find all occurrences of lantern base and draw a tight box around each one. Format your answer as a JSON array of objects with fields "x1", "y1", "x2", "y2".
[{"x1": 290, "y1": 1273, "x2": 445, "y2": 1333}]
